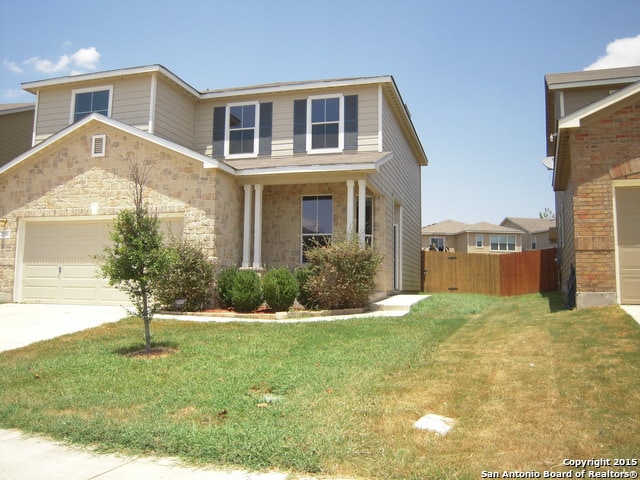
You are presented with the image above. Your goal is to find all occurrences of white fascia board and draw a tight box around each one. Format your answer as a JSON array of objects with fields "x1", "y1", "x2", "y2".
[
  {"x1": 0, "y1": 113, "x2": 234, "y2": 176},
  {"x1": 234, "y1": 162, "x2": 379, "y2": 177},
  {"x1": 558, "y1": 81, "x2": 640, "y2": 129},
  {"x1": 200, "y1": 76, "x2": 394, "y2": 100},
  {"x1": 21, "y1": 65, "x2": 200, "y2": 98}
]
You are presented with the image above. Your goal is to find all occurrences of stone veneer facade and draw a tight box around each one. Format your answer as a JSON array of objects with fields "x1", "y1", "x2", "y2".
[{"x1": 0, "y1": 122, "x2": 243, "y2": 302}]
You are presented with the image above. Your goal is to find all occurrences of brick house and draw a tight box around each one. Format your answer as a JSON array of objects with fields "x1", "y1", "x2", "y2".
[
  {"x1": 0, "y1": 65, "x2": 427, "y2": 305},
  {"x1": 545, "y1": 66, "x2": 640, "y2": 307}
]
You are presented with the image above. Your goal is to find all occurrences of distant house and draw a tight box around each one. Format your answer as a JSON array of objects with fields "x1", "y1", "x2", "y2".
[
  {"x1": 545, "y1": 65, "x2": 640, "y2": 307},
  {"x1": 0, "y1": 103, "x2": 34, "y2": 167},
  {"x1": 500, "y1": 217, "x2": 556, "y2": 251},
  {"x1": 422, "y1": 219, "x2": 523, "y2": 254},
  {"x1": 0, "y1": 65, "x2": 428, "y2": 305}
]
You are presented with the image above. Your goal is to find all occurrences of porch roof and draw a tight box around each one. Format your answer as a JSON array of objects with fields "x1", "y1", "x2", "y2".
[{"x1": 227, "y1": 151, "x2": 393, "y2": 177}]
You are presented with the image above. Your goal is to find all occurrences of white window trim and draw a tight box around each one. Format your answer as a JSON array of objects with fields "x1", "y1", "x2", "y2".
[
  {"x1": 91, "y1": 134, "x2": 106, "y2": 157},
  {"x1": 490, "y1": 234, "x2": 516, "y2": 251},
  {"x1": 476, "y1": 234, "x2": 483, "y2": 248},
  {"x1": 306, "y1": 94, "x2": 344, "y2": 154},
  {"x1": 69, "y1": 85, "x2": 114, "y2": 123},
  {"x1": 225, "y1": 101, "x2": 260, "y2": 159}
]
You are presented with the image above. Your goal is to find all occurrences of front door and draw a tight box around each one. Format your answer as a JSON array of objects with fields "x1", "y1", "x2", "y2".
[{"x1": 616, "y1": 185, "x2": 640, "y2": 304}]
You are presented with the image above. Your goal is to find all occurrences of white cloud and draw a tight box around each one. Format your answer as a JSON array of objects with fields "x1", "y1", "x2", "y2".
[
  {"x1": 70, "y1": 47, "x2": 100, "y2": 70},
  {"x1": 585, "y1": 34, "x2": 640, "y2": 70},
  {"x1": 6, "y1": 46, "x2": 101, "y2": 76},
  {"x1": 3, "y1": 59, "x2": 23, "y2": 74}
]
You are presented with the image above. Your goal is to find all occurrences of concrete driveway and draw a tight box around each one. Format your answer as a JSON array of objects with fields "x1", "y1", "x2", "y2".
[{"x1": 0, "y1": 304, "x2": 130, "y2": 352}]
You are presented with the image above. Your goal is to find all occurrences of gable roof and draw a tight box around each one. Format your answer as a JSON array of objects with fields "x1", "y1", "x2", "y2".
[
  {"x1": 501, "y1": 217, "x2": 555, "y2": 233},
  {"x1": 0, "y1": 112, "x2": 234, "y2": 176},
  {"x1": 553, "y1": 78, "x2": 640, "y2": 190},
  {"x1": 422, "y1": 219, "x2": 522, "y2": 236}
]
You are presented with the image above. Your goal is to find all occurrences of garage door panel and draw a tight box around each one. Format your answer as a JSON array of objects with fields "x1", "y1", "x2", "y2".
[{"x1": 21, "y1": 221, "x2": 130, "y2": 305}]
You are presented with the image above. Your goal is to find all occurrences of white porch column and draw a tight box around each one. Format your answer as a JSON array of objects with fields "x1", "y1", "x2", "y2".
[
  {"x1": 242, "y1": 184, "x2": 252, "y2": 268},
  {"x1": 252, "y1": 184, "x2": 263, "y2": 269},
  {"x1": 346, "y1": 180, "x2": 355, "y2": 239},
  {"x1": 358, "y1": 179, "x2": 367, "y2": 247}
]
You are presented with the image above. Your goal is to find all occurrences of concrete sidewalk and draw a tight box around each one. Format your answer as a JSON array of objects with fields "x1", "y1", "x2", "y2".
[{"x1": 0, "y1": 429, "x2": 298, "y2": 480}]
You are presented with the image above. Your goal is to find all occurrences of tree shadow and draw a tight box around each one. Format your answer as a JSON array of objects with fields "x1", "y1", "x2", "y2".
[{"x1": 115, "y1": 341, "x2": 179, "y2": 358}]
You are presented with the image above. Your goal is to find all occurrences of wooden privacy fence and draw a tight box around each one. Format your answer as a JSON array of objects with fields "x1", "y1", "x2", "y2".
[{"x1": 421, "y1": 248, "x2": 558, "y2": 296}]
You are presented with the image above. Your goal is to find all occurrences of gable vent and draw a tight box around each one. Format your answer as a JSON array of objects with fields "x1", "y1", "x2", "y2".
[{"x1": 91, "y1": 134, "x2": 106, "y2": 157}]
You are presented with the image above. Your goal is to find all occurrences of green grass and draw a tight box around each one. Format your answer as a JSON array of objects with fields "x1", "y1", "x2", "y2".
[{"x1": 1, "y1": 293, "x2": 639, "y2": 479}]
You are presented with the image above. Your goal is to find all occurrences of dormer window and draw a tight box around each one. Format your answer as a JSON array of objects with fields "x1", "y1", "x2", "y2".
[{"x1": 71, "y1": 86, "x2": 113, "y2": 123}]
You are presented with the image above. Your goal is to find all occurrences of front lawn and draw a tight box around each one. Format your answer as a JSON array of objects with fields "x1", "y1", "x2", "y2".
[{"x1": 1, "y1": 293, "x2": 639, "y2": 479}]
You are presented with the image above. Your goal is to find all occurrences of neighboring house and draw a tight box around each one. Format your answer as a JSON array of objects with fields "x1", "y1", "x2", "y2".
[
  {"x1": 0, "y1": 103, "x2": 35, "y2": 167},
  {"x1": 0, "y1": 65, "x2": 427, "y2": 305},
  {"x1": 545, "y1": 65, "x2": 640, "y2": 307},
  {"x1": 500, "y1": 217, "x2": 556, "y2": 251},
  {"x1": 421, "y1": 219, "x2": 523, "y2": 254}
]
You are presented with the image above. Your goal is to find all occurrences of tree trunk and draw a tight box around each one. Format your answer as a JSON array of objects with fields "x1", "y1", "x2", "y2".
[{"x1": 143, "y1": 290, "x2": 151, "y2": 352}]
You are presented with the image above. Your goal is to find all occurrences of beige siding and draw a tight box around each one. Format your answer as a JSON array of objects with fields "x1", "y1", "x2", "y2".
[
  {"x1": 563, "y1": 86, "x2": 614, "y2": 116},
  {"x1": 0, "y1": 109, "x2": 33, "y2": 167},
  {"x1": 368, "y1": 91, "x2": 423, "y2": 292},
  {"x1": 34, "y1": 76, "x2": 152, "y2": 144},
  {"x1": 194, "y1": 85, "x2": 380, "y2": 158},
  {"x1": 154, "y1": 76, "x2": 196, "y2": 148}
]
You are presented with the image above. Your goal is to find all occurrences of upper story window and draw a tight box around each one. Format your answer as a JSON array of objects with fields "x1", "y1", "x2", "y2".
[
  {"x1": 476, "y1": 234, "x2": 483, "y2": 248},
  {"x1": 227, "y1": 102, "x2": 258, "y2": 157},
  {"x1": 490, "y1": 235, "x2": 516, "y2": 251},
  {"x1": 213, "y1": 102, "x2": 272, "y2": 158},
  {"x1": 294, "y1": 94, "x2": 358, "y2": 154},
  {"x1": 531, "y1": 234, "x2": 537, "y2": 250},
  {"x1": 71, "y1": 86, "x2": 112, "y2": 123},
  {"x1": 310, "y1": 96, "x2": 342, "y2": 151}
]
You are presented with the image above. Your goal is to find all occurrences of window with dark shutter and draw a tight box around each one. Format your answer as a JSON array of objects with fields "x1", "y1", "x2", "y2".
[
  {"x1": 259, "y1": 102, "x2": 272, "y2": 155},
  {"x1": 293, "y1": 99, "x2": 307, "y2": 153},
  {"x1": 212, "y1": 106, "x2": 226, "y2": 157},
  {"x1": 344, "y1": 95, "x2": 358, "y2": 150}
]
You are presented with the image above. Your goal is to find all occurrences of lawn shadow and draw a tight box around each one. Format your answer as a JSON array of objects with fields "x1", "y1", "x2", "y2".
[
  {"x1": 541, "y1": 291, "x2": 565, "y2": 313},
  {"x1": 115, "y1": 341, "x2": 179, "y2": 358}
]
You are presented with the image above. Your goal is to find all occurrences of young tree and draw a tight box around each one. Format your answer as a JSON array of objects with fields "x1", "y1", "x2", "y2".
[{"x1": 96, "y1": 161, "x2": 170, "y2": 352}]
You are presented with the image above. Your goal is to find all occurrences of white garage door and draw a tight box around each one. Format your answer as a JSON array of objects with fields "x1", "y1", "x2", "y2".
[
  {"x1": 21, "y1": 220, "x2": 130, "y2": 305},
  {"x1": 20, "y1": 218, "x2": 183, "y2": 305},
  {"x1": 616, "y1": 186, "x2": 640, "y2": 305}
]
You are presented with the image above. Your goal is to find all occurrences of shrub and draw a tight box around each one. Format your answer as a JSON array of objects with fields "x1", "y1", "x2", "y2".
[
  {"x1": 304, "y1": 238, "x2": 384, "y2": 310},
  {"x1": 230, "y1": 269, "x2": 264, "y2": 312},
  {"x1": 216, "y1": 268, "x2": 238, "y2": 308},
  {"x1": 155, "y1": 239, "x2": 214, "y2": 311},
  {"x1": 294, "y1": 266, "x2": 316, "y2": 310},
  {"x1": 263, "y1": 268, "x2": 298, "y2": 312}
]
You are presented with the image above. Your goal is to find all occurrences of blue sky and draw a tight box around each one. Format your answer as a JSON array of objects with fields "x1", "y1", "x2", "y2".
[{"x1": 1, "y1": 0, "x2": 640, "y2": 226}]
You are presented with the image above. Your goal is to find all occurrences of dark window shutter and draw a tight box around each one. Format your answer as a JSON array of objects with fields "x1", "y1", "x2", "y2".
[
  {"x1": 293, "y1": 99, "x2": 307, "y2": 153},
  {"x1": 344, "y1": 95, "x2": 358, "y2": 150},
  {"x1": 259, "y1": 102, "x2": 272, "y2": 155},
  {"x1": 212, "y1": 106, "x2": 226, "y2": 157}
]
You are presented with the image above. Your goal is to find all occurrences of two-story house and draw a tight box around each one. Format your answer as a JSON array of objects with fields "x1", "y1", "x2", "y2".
[
  {"x1": 0, "y1": 65, "x2": 427, "y2": 305},
  {"x1": 421, "y1": 219, "x2": 523, "y2": 254},
  {"x1": 499, "y1": 217, "x2": 556, "y2": 251},
  {"x1": 545, "y1": 66, "x2": 640, "y2": 308}
]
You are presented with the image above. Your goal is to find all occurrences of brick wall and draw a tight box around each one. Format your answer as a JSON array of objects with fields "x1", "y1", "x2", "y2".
[{"x1": 569, "y1": 102, "x2": 640, "y2": 299}]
